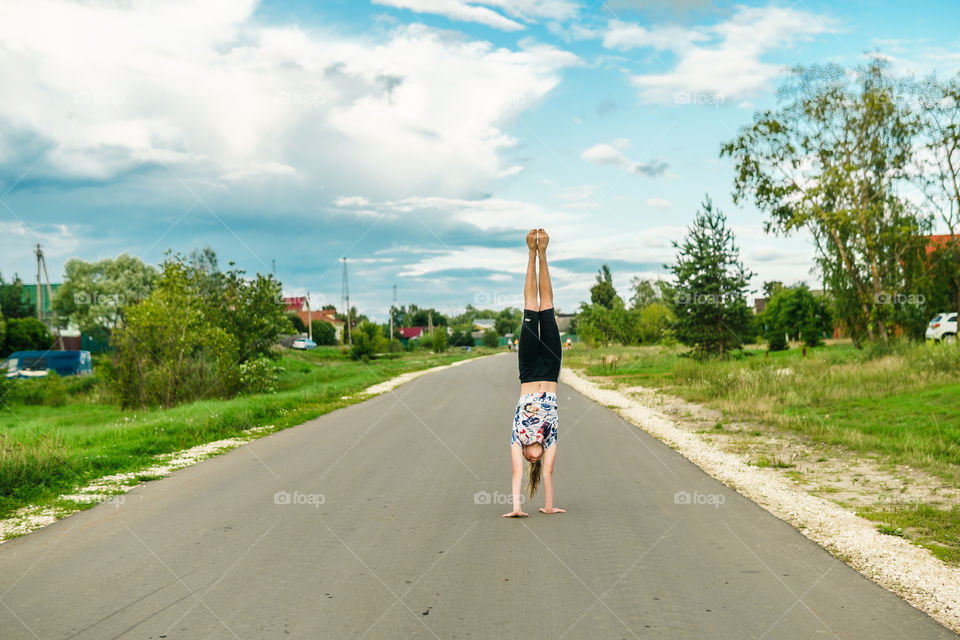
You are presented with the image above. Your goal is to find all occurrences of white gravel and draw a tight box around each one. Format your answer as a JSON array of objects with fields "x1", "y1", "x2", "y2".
[{"x1": 561, "y1": 367, "x2": 960, "y2": 633}]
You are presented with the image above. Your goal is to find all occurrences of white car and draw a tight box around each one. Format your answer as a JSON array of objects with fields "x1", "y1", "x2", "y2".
[
  {"x1": 291, "y1": 338, "x2": 317, "y2": 350},
  {"x1": 925, "y1": 313, "x2": 957, "y2": 343}
]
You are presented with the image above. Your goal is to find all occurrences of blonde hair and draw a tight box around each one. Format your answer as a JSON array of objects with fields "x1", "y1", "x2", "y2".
[{"x1": 527, "y1": 458, "x2": 542, "y2": 498}]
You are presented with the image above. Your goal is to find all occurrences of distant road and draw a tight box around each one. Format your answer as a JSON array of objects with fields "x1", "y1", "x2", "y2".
[{"x1": 0, "y1": 353, "x2": 955, "y2": 639}]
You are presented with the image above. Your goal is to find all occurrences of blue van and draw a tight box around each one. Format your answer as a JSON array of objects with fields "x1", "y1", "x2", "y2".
[{"x1": 1, "y1": 351, "x2": 93, "y2": 379}]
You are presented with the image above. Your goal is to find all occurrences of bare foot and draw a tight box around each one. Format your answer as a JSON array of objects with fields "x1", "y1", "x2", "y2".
[
  {"x1": 539, "y1": 507, "x2": 565, "y2": 514},
  {"x1": 502, "y1": 510, "x2": 529, "y2": 517},
  {"x1": 526, "y1": 229, "x2": 538, "y2": 251},
  {"x1": 537, "y1": 228, "x2": 549, "y2": 252}
]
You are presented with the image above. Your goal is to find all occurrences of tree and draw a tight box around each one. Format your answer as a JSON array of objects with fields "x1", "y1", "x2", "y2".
[
  {"x1": 913, "y1": 73, "x2": 960, "y2": 314},
  {"x1": 430, "y1": 328, "x2": 448, "y2": 353},
  {"x1": 4, "y1": 318, "x2": 53, "y2": 353},
  {"x1": 53, "y1": 254, "x2": 157, "y2": 339},
  {"x1": 590, "y1": 265, "x2": 619, "y2": 309},
  {"x1": 0, "y1": 308, "x2": 5, "y2": 354},
  {"x1": 638, "y1": 302, "x2": 675, "y2": 344},
  {"x1": 212, "y1": 267, "x2": 289, "y2": 363},
  {"x1": 667, "y1": 196, "x2": 754, "y2": 358},
  {"x1": 287, "y1": 311, "x2": 306, "y2": 333},
  {"x1": 0, "y1": 273, "x2": 32, "y2": 319},
  {"x1": 495, "y1": 308, "x2": 522, "y2": 336},
  {"x1": 111, "y1": 259, "x2": 239, "y2": 408},
  {"x1": 482, "y1": 328, "x2": 499, "y2": 348},
  {"x1": 629, "y1": 278, "x2": 659, "y2": 310},
  {"x1": 722, "y1": 58, "x2": 920, "y2": 344},
  {"x1": 762, "y1": 286, "x2": 832, "y2": 350},
  {"x1": 311, "y1": 320, "x2": 336, "y2": 346}
]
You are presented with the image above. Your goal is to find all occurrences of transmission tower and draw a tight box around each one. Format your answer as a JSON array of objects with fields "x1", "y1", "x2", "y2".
[{"x1": 341, "y1": 257, "x2": 352, "y2": 345}]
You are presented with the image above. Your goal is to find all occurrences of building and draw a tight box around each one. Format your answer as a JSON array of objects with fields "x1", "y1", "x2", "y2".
[
  {"x1": 472, "y1": 318, "x2": 496, "y2": 332},
  {"x1": 282, "y1": 297, "x2": 345, "y2": 343},
  {"x1": 397, "y1": 327, "x2": 426, "y2": 344}
]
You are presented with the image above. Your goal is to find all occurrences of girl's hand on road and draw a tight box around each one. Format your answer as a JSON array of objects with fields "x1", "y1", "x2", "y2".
[
  {"x1": 502, "y1": 510, "x2": 529, "y2": 517},
  {"x1": 539, "y1": 507, "x2": 566, "y2": 514}
]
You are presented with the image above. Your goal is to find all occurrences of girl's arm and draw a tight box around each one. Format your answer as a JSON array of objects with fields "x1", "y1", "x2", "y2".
[
  {"x1": 539, "y1": 445, "x2": 565, "y2": 514},
  {"x1": 502, "y1": 443, "x2": 528, "y2": 517}
]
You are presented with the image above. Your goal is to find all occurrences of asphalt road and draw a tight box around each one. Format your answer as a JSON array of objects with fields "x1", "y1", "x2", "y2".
[{"x1": 0, "y1": 353, "x2": 955, "y2": 639}]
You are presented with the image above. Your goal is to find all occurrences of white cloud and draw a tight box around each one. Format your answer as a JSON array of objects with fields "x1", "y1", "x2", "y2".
[
  {"x1": 581, "y1": 140, "x2": 668, "y2": 176},
  {"x1": 371, "y1": 0, "x2": 580, "y2": 31},
  {"x1": 598, "y1": 6, "x2": 839, "y2": 104},
  {"x1": 497, "y1": 164, "x2": 524, "y2": 177},
  {"x1": 581, "y1": 143, "x2": 626, "y2": 165},
  {"x1": 645, "y1": 197, "x2": 671, "y2": 209},
  {"x1": 0, "y1": 0, "x2": 579, "y2": 199}
]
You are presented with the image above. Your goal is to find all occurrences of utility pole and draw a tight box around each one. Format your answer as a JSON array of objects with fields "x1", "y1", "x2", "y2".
[
  {"x1": 35, "y1": 244, "x2": 63, "y2": 350},
  {"x1": 306, "y1": 291, "x2": 312, "y2": 341},
  {"x1": 342, "y1": 257, "x2": 352, "y2": 345}
]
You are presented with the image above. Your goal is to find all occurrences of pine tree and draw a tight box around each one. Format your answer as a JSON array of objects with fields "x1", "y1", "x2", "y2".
[{"x1": 667, "y1": 196, "x2": 754, "y2": 358}]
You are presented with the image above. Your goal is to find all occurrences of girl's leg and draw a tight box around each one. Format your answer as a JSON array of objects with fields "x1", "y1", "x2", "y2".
[
  {"x1": 524, "y1": 229, "x2": 539, "y2": 311},
  {"x1": 537, "y1": 228, "x2": 553, "y2": 310},
  {"x1": 519, "y1": 230, "x2": 541, "y2": 383}
]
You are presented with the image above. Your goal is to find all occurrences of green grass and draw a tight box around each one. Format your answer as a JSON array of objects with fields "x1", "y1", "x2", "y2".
[
  {"x1": 858, "y1": 503, "x2": 960, "y2": 565},
  {"x1": 565, "y1": 340, "x2": 960, "y2": 485},
  {"x1": 0, "y1": 346, "x2": 488, "y2": 520}
]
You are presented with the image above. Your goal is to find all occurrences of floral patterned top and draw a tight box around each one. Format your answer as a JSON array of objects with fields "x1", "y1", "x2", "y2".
[{"x1": 511, "y1": 391, "x2": 558, "y2": 449}]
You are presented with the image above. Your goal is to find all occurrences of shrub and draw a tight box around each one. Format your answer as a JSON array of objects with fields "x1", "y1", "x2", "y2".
[
  {"x1": 4, "y1": 317, "x2": 53, "y2": 353},
  {"x1": 482, "y1": 329, "x2": 499, "y2": 348},
  {"x1": 238, "y1": 356, "x2": 284, "y2": 394},
  {"x1": 311, "y1": 320, "x2": 337, "y2": 346}
]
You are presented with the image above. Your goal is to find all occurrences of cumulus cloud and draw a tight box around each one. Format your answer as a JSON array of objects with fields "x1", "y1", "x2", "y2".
[
  {"x1": 597, "y1": 6, "x2": 839, "y2": 104},
  {"x1": 0, "y1": 0, "x2": 579, "y2": 200},
  {"x1": 645, "y1": 197, "x2": 671, "y2": 209},
  {"x1": 372, "y1": 0, "x2": 580, "y2": 31},
  {"x1": 581, "y1": 139, "x2": 668, "y2": 176}
]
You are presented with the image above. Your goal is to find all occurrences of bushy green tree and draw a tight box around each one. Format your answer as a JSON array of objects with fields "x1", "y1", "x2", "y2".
[
  {"x1": 638, "y1": 302, "x2": 675, "y2": 344},
  {"x1": 311, "y1": 320, "x2": 337, "y2": 346},
  {"x1": 482, "y1": 328, "x2": 499, "y2": 348},
  {"x1": 349, "y1": 321, "x2": 388, "y2": 360},
  {"x1": 430, "y1": 328, "x2": 449, "y2": 353},
  {"x1": 287, "y1": 311, "x2": 306, "y2": 333},
  {"x1": 4, "y1": 318, "x2": 53, "y2": 353},
  {"x1": 0, "y1": 272, "x2": 32, "y2": 319},
  {"x1": 762, "y1": 286, "x2": 833, "y2": 350},
  {"x1": 667, "y1": 196, "x2": 754, "y2": 358},
  {"x1": 111, "y1": 260, "x2": 239, "y2": 408},
  {"x1": 53, "y1": 254, "x2": 157, "y2": 339},
  {"x1": 722, "y1": 58, "x2": 920, "y2": 344}
]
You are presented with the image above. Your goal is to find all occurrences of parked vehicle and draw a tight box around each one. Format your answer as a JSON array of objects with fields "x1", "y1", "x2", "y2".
[
  {"x1": 925, "y1": 313, "x2": 958, "y2": 343},
  {"x1": 291, "y1": 338, "x2": 317, "y2": 350},
  {"x1": 1, "y1": 350, "x2": 93, "y2": 379}
]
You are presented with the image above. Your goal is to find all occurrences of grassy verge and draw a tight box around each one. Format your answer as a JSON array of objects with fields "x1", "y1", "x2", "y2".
[
  {"x1": 0, "y1": 346, "x2": 489, "y2": 520},
  {"x1": 563, "y1": 339, "x2": 960, "y2": 563}
]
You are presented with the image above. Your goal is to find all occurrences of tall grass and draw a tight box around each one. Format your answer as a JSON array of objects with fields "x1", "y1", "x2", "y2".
[{"x1": 568, "y1": 341, "x2": 960, "y2": 484}]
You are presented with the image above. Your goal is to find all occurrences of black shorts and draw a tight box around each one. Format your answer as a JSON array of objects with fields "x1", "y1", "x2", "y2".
[{"x1": 518, "y1": 308, "x2": 562, "y2": 383}]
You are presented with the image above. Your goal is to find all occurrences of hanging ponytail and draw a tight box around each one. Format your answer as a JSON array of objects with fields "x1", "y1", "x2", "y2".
[{"x1": 527, "y1": 458, "x2": 542, "y2": 498}]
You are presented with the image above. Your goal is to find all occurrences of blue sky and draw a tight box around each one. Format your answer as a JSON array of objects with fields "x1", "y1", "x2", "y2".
[{"x1": 1, "y1": 0, "x2": 959, "y2": 321}]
